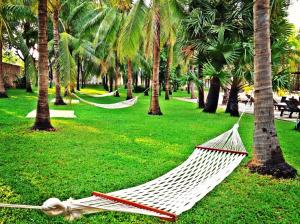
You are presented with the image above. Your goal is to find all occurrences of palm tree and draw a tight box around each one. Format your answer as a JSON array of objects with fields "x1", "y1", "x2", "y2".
[
  {"x1": 48, "y1": 1, "x2": 93, "y2": 95},
  {"x1": 184, "y1": 0, "x2": 252, "y2": 113},
  {"x1": 202, "y1": 27, "x2": 240, "y2": 113},
  {"x1": 118, "y1": 0, "x2": 183, "y2": 114},
  {"x1": 148, "y1": 0, "x2": 162, "y2": 115},
  {"x1": 49, "y1": 0, "x2": 66, "y2": 105},
  {"x1": 32, "y1": 0, "x2": 54, "y2": 131},
  {"x1": 118, "y1": 0, "x2": 147, "y2": 100},
  {"x1": 0, "y1": 1, "x2": 13, "y2": 98},
  {"x1": 247, "y1": 0, "x2": 296, "y2": 178},
  {"x1": 0, "y1": 1, "x2": 35, "y2": 97},
  {"x1": 164, "y1": 43, "x2": 172, "y2": 100},
  {"x1": 19, "y1": 0, "x2": 37, "y2": 93},
  {"x1": 163, "y1": 1, "x2": 182, "y2": 100},
  {"x1": 225, "y1": 42, "x2": 253, "y2": 117}
]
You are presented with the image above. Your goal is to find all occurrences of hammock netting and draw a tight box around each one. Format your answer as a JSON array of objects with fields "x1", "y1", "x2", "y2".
[{"x1": 36, "y1": 124, "x2": 247, "y2": 221}]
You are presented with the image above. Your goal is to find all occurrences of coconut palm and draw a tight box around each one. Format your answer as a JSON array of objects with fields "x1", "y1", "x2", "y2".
[
  {"x1": 32, "y1": 0, "x2": 54, "y2": 131},
  {"x1": 20, "y1": 0, "x2": 37, "y2": 93},
  {"x1": 247, "y1": 0, "x2": 296, "y2": 178},
  {"x1": 163, "y1": 1, "x2": 182, "y2": 100},
  {"x1": 0, "y1": 1, "x2": 13, "y2": 98},
  {"x1": 0, "y1": 0, "x2": 37, "y2": 97},
  {"x1": 48, "y1": 0, "x2": 66, "y2": 104},
  {"x1": 48, "y1": 1, "x2": 94, "y2": 95},
  {"x1": 0, "y1": 1, "x2": 21, "y2": 97},
  {"x1": 118, "y1": 0, "x2": 183, "y2": 114},
  {"x1": 147, "y1": 0, "x2": 162, "y2": 115},
  {"x1": 118, "y1": 0, "x2": 147, "y2": 100},
  {"x1": 13, "y1": 32, "x2": 38, "y2": 93},
  {"x1": 81, "y1": 1, "x2": 130, "y2": 97}
]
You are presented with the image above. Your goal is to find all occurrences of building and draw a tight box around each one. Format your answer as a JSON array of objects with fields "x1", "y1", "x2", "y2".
[{"x1": 2, "y1": 63, "x2": 22, "y2": 87}]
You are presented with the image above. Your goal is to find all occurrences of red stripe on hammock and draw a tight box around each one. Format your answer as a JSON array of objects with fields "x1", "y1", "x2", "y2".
[{"x1": 92, "y1": 191, "x2": 177, "y2": 221}]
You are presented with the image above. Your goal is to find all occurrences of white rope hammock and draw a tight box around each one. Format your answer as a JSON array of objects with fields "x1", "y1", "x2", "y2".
[
  {"x1": 79, "y1": 90, "x2": 117, "y2": 98},
  {"x1": 72, "y1": 94, "x2": 138, "y2": 109},
  {"x1": 0, "y1": 123, "x2": 247, "y2": 222}
]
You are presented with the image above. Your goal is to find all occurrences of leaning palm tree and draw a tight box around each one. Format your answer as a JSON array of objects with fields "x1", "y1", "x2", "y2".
[
  {"x1": 247, "y1": 0, "x2": 296, "y2": 178},
  {"x1": 32, "y1": 0, "x2": 54, "y2": 131}
]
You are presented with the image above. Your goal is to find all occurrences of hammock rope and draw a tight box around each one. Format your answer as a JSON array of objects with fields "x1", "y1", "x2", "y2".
[{"x1": 0, "y1": 99, "x2": 252, "y2": 221}]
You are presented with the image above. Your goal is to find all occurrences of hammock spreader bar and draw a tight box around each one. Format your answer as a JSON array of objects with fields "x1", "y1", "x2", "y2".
[
  {"x1": 92, "y1": 192, "x2": 177, "y2": 221},
  {"x1": 196, "y1": 146, "x2": 248, "y2": 156}
]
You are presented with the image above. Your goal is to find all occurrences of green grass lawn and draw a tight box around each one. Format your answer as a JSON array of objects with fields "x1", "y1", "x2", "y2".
[{"x1": 0, "y1": 87, "x2": 299, "y2": 224}]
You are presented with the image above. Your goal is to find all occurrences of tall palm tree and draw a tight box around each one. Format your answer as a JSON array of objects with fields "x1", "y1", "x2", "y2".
[
  {"x1": 48, "y1": 1, "x2": 93, "y2": 95},
  {"x1": 163, "y1": 1, "x2": 182, "y2": 100},
  {"x1": 119, "y1": 0, "x2": 183, "y2": 114},
  {"x1": 247, "y1": 0, "x2": 296, "y2": 178},
  {"x1": 49, "y1": 0, "x2": 66, "y2": 105},
  {"x1": 32, "y1": 0, "x2": 54, "y2": 131},
  {"x1": 118, "y1": 0, "x2": 147, "y2": 100},
  {"x1": 148, "y1": 0, "x2": 162, "y2": 115},
  {"x1": 19, "y1": 0, "x2": 37, "y2": 93}
]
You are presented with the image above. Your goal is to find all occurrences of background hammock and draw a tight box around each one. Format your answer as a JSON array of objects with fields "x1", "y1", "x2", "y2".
[
  {"x1": 73, "y1": 94, "x2": 138, "y2": 109},
  {"x1": 79, "y1": 90, "x2": 117, "y2": 98}
]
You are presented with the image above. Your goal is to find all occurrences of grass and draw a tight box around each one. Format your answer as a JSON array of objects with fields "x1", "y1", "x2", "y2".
[{"x1": 0, "y1": 87, "x2": 299, "y2": 224}]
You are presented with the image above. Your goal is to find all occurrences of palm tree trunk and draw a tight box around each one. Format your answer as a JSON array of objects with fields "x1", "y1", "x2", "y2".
[
  {"x1": 148, "y1": 7, "x2": 162, "y2": 115},
  {"x1": 114, "y1": 53, "x2": 120, "y2": 97},
  {"x1": 49, "y1": 58, "x2": 53, "y2": 88},
  {"x1": 0, "y1": 37, "x2": 7, "y2": 98},
  {"x1": 225, "y1": 77, "x2": 239, "y2": 117},
  {"x1": 126, "y1": 59, "x2": 133, "y2": 100},
  {"x1": 165, "y1": 45, "x2": 172, "y2": 100},
  {"x1": 104, "y1": 74, "x2": 109, "y2": 91},
  {"x1": 248, "y1": 0, "x2": 296, "y2": 178},
  {"x1": 24, "y1": 22, "x2": 33, "y2": 93},
  {"x1": 222, "y1": 88, "x2": 229, "y2": 105},
  {"x1": 53, "y1": 8, "x2": 65, "y2": 105},
  {"x1": 144, "y1": 77, "x2": 149, "y2": 96},
  {"x1": 109, "y1": 75, "x2": 113, "y2": 92},
  {"x1": 134, "y1": 72, "x2": 138, "y2": 90},
  {"x1": 33, "y1": 0, "x2": 54, "y2": 131},
  {"x1": 76, "y1": 57, "x2": 80, "y2": 91},
  {"x1": 203, "y1": 77, "x2": 220, "y2": 113},
  {"x1": 24, "y1": 59, "x2": 33, "y2": 93},
  {"x1": 190, "y1": 82, "x2": 196, "y2": 99},
  {"x1": 198, "y1": 63, "x2": 205, "y2": 108}
]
